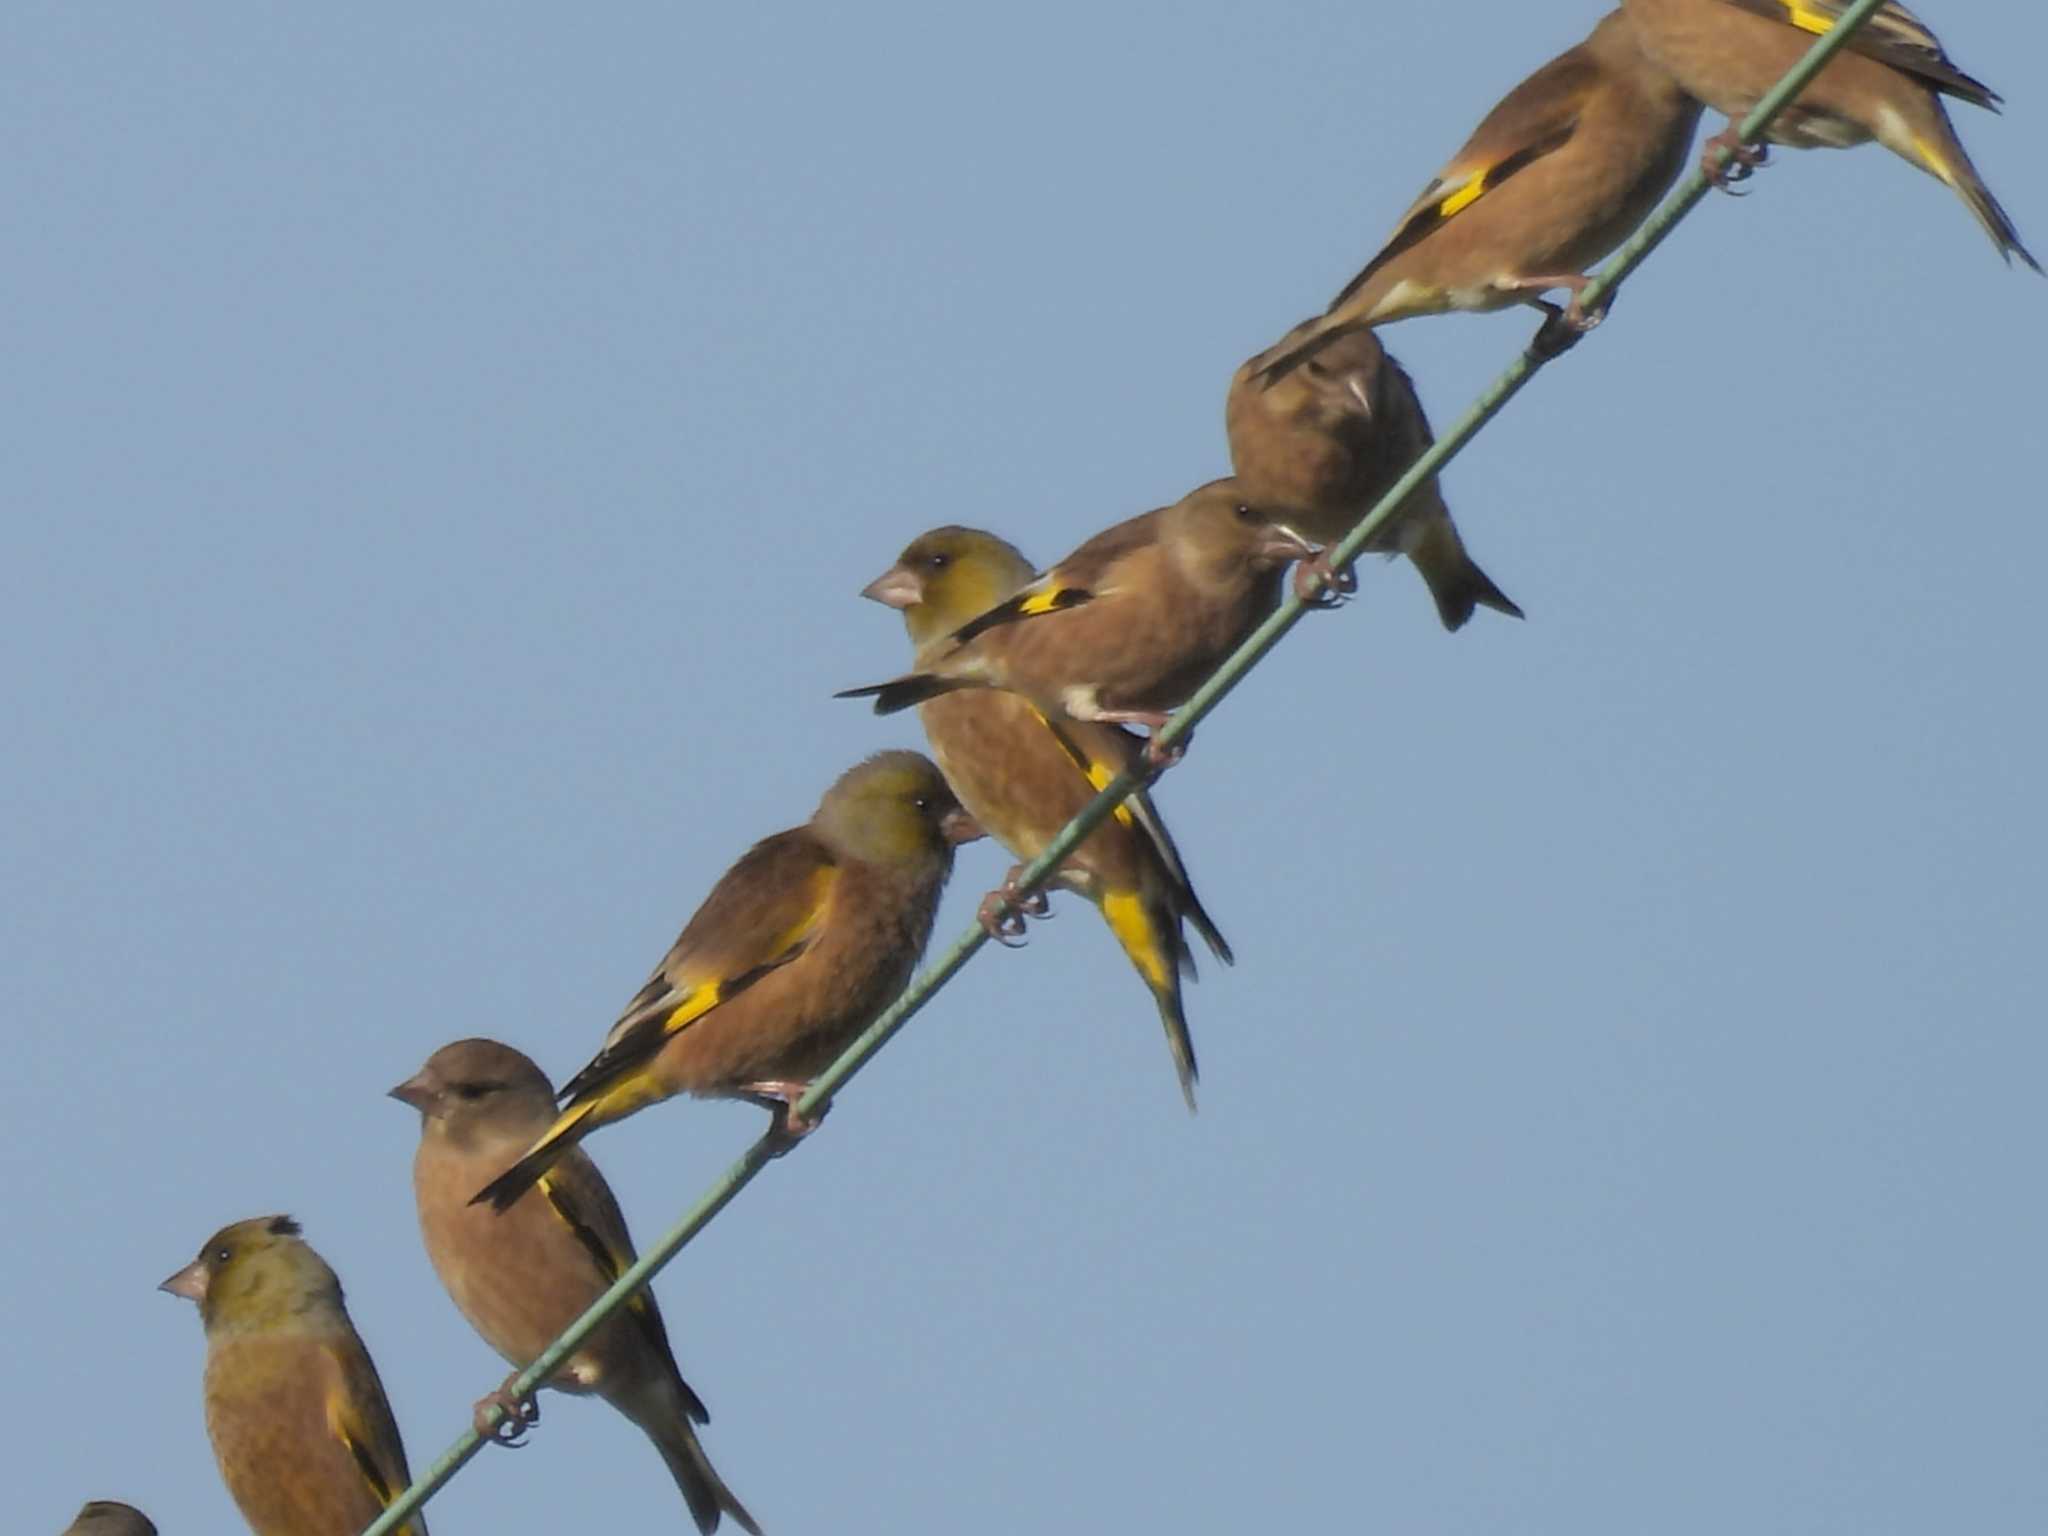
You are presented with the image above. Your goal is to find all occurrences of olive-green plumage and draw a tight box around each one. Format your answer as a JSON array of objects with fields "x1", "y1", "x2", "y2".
[
  {"x1": 860, "y1": 527, "x2": 1233, "y2": 1109},
  {"x1": 60, "y1": 1503, "x2": 156, "y2": 1536},
  {"x1": 838, "y1": 479, "x2": 1314, "y2": 752},
  {"x1": 1227, "y1": 324, "x2": 1522, "y2": 631},
  {"x1": 476, "y1": 751, "x2": 979, "y2": 1210},
  {"x1": 394, "y1": 1039, "x2": 760, "y2": 1534},
  {"x1": 160, "y1": 1216, "x2": 427, "y2": 1536},
  {"x1": 1257, "y1": 9, "x2": 1701, "y2": 378},
  {"x1": 1621, "y1": 0, "x2": 2038, "y2": 267}
]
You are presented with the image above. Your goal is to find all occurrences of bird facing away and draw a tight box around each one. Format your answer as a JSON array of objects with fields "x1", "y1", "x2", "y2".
[
  {"x1": 474, "y1": 750, "x2": 980, "y2": 1211},
  {"x1": 1255, "y1": 8, "x2": 1702, "y2": 379},
  {"x1": 393, "y1": 1038, "x2": 761, "y2": 1534},
  {"x1": 860, "y1": 526, "x2": 1234, "y2": 1109},
  {"x1": 1227, "y1": 322, "x2": 1523, "y2": 631},
  {"x1": 160, "y1": 1216, "x2": 428, "y2": 1536},
  {"x1": 1620, "y1": 0, "x2": 2038, "y2": 267},
  {"x1": 60, "y1": 1503, "x2": 156, "y2": 1536},
  {"x1": 837, "y1": 479, "x2": 1318, "y2": 765}
]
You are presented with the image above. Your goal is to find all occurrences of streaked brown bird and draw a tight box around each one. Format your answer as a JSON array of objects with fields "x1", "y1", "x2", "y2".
[
  {"x1": 859, "y1": 526, "x2": 1233, "y2": 1108},
  {"x1": 1255, "y1": 8, "x2": 1702, "y2": 377},
  {"x1": 1227, "y1": 323, "x2": 1522, "y2": 631},
  {"x1": 475, "y1": 750, "x2": 980, "y2": 1211},
  {"x1": 837, "y1": 479, "x2": 1320, "y2": 765},
  {"x1": 60, "y1": 1503, "x2": 156, "y2": 1536},
  {"x1": 160, "y1": 1215, "x2": 428, "y2": 1536},
  {"x1": 394, "y1": 1039, "x2": 760, "y2": 1534},
  {"x1": 1621, "y1": 0, "x2": 2038, "y2": 266}
]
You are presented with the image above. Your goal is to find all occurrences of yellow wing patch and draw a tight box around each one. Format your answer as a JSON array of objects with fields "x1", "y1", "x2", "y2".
[
  {"x1": 1783, "y1": 3, "x2": 1835, "y2": 36},
  {"x1": 1435, "y1": 170, "x2": 1488, "y2": 219},
  {"x1": 1101, "y1": 890, "x2": 1172, "y2": 990},
  {"x1": 1029, "y1": 705, "x2": 1135, "y2": 828},
  {"x1": 321, "y1": 1358, "x2": 417, "y2": 1531},
  {"x1": 1018, "y1": 585, "x2": 1073, "y2": 616}
]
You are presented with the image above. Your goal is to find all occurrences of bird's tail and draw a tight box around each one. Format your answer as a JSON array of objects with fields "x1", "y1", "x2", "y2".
[
  {"x1": 1888, "y1": 101, "x2": 2041, "y2": 272},
  {"x1": 470, "y1": 1098, "x2": 608, "y2": 1212},
  {"x1": 1098, "y1": 888, "x2": 1199, "y2": 1113},
  {"x1": 1405, "y1": 514, "x2": 1524, "y2": 632},
  {"x1": 834, "y1": 673, "x2": 960, "y2": 715},
  {"x1": 618, "y1": 1378, "x2": 763, "y2": 1536}
]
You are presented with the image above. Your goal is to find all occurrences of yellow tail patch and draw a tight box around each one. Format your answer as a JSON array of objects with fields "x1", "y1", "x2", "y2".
[
  {"x1": 1101, "y1": 890, "x2": 1172, "y2": 990},
  {"x1": 1436, "y1": 170, "x2": 1487, "y2": 219},
  {"x1": 1911, "y1": 133, "x2": 1957, "y2": 187}
]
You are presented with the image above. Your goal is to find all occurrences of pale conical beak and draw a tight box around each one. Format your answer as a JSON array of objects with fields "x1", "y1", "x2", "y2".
[
  {"x1": 1259, "y1": 524, "x2": 1320, "y2": 565},
  {"x1": 387, "y1": 1072, "x2": 435, "y2": 1111},
  {"x1": 159, "y1": 1259, "x2": 208, "y2": 1303},
  {"x1": 940, "y1": 807, "x2": 985, "y2": 846},
  {"x1": 861, "y1": 565, "x2": 925, "y2": 610}
]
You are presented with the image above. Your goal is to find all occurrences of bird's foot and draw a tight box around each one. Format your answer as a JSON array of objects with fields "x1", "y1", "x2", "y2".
[
  {"x1": 474, "y1": 1376, "x2": 539, "y2": 1447},
  {"x1": 978, "y1": 866, "x2": 1053, "y2": 948},
  {"x1": 1292, "y1": 551, "x2": 1354, "y2": 608},
  {"x1": 742, "y1": 1081, "x2": 826, "y2": 1151},
  {"x1": 1702, "y1": 125, "x2": 1768, "y2": 193},
  {"x1": 1089, "y1": 710, "x2": 1181, "y2": 770}
]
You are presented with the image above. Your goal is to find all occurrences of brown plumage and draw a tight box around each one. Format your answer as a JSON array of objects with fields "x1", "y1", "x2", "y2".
[
  {"x1": 1227, "y1": 323, "x2": 1522, "y2": 631},
  {"x1": 393, "y1": 1039, "x2": 760, "y2": 1534},
  {"x1": 837, "y1": 479, "x2": 1316, "y2": 761},
  {"x1": 160, "y1": 1216, "x2": 427, "y2": 1536},
  {"x1": 475, "y1": 751, "x2": 979, "y2": 1210},
  {"x1": 860, "y1": 526, "x2": 1233, "y2": 1109},
  {"x1": 60, "y1": 1503, "x2": 156, "y2": 1536},
  {"x1": 1256, "y1": 9, "x2": 1702, "y2": 378},
  {"x1": 1622, "y1": 0, "x2": 2038, "y2": 267}
]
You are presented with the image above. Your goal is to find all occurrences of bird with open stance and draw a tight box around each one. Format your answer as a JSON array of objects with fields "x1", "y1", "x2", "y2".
[
  {"x1": 837, "y1": 479, "x2": 1328, "y2": 769},
  {"x1": 1252, "y1": 7, "x2": 1701, "y2": 377},
  {"x1": 394, "y1": 1038, "x2": 761, "y2": 1534},
  {"x1": 1620, "y1": 0, "x2": 2038, "y2": 268},
  {"x1": 859, "y1": 525, "x2": 1233, "y2": 1109},
  {"x1": 473, "y1": 750, "x2": 981, "y2": 1212},
  {"x1": 1228, "y1": 322, "x2": 1522, "y2": 632},
  {"x1": 160, "y1": 1215, "x2": 428, "y2": 1536}
]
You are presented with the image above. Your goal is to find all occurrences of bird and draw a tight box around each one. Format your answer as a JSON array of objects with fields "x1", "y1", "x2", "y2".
[
  {"x1": 837, "y1": 479, "x2": 1321, "y2": 766},
  {"x1": 160, "y1": 1215, "x2": 428, "y2": 1536},
  {"x1": 1253, "y1": 8, "x2": 1703, "y2": 378},
  {"x1": 59, "y1": 1503, "x2": 156, "y2": 1536},
  {"x1": 474, "y1": 750, "x2": 980, "y2": 1211},
  {"x1": 858, "y1": 526, "x2": 1234, "y2": 1109},
  {"x1": 393, "y1": 1038, "x2": 761, "y2": 1534},
  {"x1": 1227, "y1": 322, "x2": 1522, "y2": 631},
  {"x1": 1620, "y1": 0, "x2": 2038, "y2": 267}
]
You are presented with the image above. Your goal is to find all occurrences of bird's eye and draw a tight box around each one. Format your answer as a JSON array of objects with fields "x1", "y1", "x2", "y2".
[
  {"x1": 1234, "y1": 503, "x2": 1258, "y2": 522},
  {"x1": 214, "y1": 1247, "x2": 232, "y2": 1264},
  {"x1": 913, "y1": 794, "x2": 932, "y2": 810},
  {"x1": 455, "y1": 1082, "x2": 489, "y2": 1101},
  {"x1": 926, "y1": 554, "x2": 950, "y2": 570}
]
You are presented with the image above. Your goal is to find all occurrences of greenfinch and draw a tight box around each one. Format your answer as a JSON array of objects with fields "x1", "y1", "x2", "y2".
[
  {"x1": 1227, "y1": 323, "x2": 1522, "y2": 631},
  {"x1": 60, "y1": 1503, "x2": 156, "y2": 1536},
  {"x1": 859, "y1": 526, "x2": 1232, "y2": 1109},
  {"x1": 1256, "y1": 9, "x2": 1702, "y2": 376},
  {"x1": 394, "y1": 1038, "x2": 760, "y2": 1534},
  {"x1": 476, "y1": 750, "x2": 980, "y2": 1210},
  {"x1": 160, "y1": 1215, "x2": 428, "y2": 1536},
  {"x1": 1621, "y1": 0, "x2": 2038, "y2": 266},
  {"x1": 838, "y1": 479, "x2": 1320, "y2": 766}
]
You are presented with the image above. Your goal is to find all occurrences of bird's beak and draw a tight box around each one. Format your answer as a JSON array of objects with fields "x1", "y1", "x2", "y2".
[
  {"x1": 860, "y1": 565, "x2": 924, "y2": 611},
  {"x1": 159, "y1": 1260, "x2": 208, "y2": 1303},
  {"x1": 387, "y1": 1072, "x2": 436, "y2": 1111},
  {"x1": 940, "y1": 807, "x2": 985, "y2": 846},
  {"x1": 1259, "y1": 524, "x2": 1321, "y2": 566}
]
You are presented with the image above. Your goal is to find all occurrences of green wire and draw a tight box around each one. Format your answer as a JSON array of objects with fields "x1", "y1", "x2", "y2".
[{"x1": 361, "y1": 2, "x2": 1892, "y2": 1528}]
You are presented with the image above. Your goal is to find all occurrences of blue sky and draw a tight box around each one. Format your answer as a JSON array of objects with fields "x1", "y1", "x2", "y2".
[{"x1": 8, "y1": 4, "x2": 2044, "y2": 1532}]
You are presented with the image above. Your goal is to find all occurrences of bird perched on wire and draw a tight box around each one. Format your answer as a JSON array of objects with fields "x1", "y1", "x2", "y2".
[
  {"x1": 160, "y1": 1216, "x2": 428, "y2": 1536},
  {"x1": 474, "y1": 751, "x2": 980, "y2": 1211},
  {"x1": 858, "y1": 526, "x2": 1233, "y2": 1109},
  {"x1": 1253, "y1": 8, "x2": 1701, "y2": 379},
  {"x1": 1227, "y1": 322, "x2": 1522, "y2": 631},
  {"x1": 394, "y1": 1038, "x2": 760, "y2": 1534},
  {"x1": 1620, "y1": 0, "x2": 2038, "y2": 267},
  {"x1": 60, "y1": 1503, "x2": 156, "y2": 1536},
  {"x1": 837, "y1": 479, "x2": 1322, "y2": 767}
]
